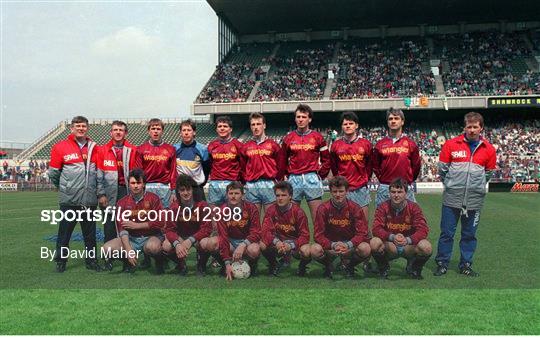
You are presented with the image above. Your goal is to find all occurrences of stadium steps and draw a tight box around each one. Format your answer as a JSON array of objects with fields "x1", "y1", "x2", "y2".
[
  {"x1": 323, "y1": 78, "x2": 335, "y2": 99},
  {"x1": 247, "y1": 81, "x2": 262, "y2": 102},
  {"x1": 17, "y1": 121, "x2": 67, "y2": 161},
  {"x1": 434, "y1": 75, "x2": 445, "y2": 95},
  {"x1": 270, "y1": 44, "x2": 280, "y2": 58}
]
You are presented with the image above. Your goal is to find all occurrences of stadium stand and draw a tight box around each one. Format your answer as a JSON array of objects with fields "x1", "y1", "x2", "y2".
[
  {"x1": 437, "y1": 31, "x2": 538, "y2": 96},
  {"x1": 253, "y1": 41, "x2": 334, "y2": 101},
  {"x1": 196, "y1": 43, "x2": 272, "y2": 103},
  {"x1": 196, "y1": 33, "x2": 538, "y2": 103},
  {"x1": 332, "y1": 38, "x2": 436, "y2": 99}
]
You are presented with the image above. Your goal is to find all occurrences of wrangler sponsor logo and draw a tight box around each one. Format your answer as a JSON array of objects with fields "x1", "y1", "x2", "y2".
[
  {"x1": 290, "y1": 143, "x2": 315, "y2": 151},
  {"x1": 387, "y1": 222, "x2": 411, "y2": 232},
  {"x1": 381, "y1": 146, "x2": 408, "y2": 155},
  {"x1": 338, "y1": 153, "x2": 364, "y2": 161},
  {"x1": 226, "y1": 219, "x2": 248, "y2": 228},
  {"x1": 277, "y1": 223, "x2": 295, "y2": 233},
  {"x1": 511, "y1": 183, "x2": 539, "y2": 193},
  {"x1": 328, "y1": 218, "x2": 349, "y2": 227},
  {"x1": 246, "y1": 149, "x2": 272, "y2": 157},
  {"x1": 212, "y1": 152, "x2": 236, "y2": 160},
  {"x1": 63, "y1": 153, "x2": 80, "y2": 162},
  {"x1": 451, "y1": 150, "x2": 467, "y2": 159},
  {"x1": 143, "y1": 154, "x2": 168, "y2": 161}
]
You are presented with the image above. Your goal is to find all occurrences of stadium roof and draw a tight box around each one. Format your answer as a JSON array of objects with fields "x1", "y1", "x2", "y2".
[{"x1": 207, "y1": 0, "x2": 540, "y2": 35}]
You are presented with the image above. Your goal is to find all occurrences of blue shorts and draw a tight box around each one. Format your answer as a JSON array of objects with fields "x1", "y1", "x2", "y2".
[
  {"x1": 347, "y1": 186, "x2": 371, "y2": 207},
  {"x1": 245, "y1": 179, "x2": 276, "y2": 205},
  {"x1": 146, "y1": 183, "x2": 172, "y2": 209},
  {"x1": 129, "y1": 234, "x2": 164, "y2": 252},
  {"x1": 208, "y1": 180, "x2": 231, "y2": 206},
  {"x1": 289, "y1": 172, "x2": 323, "y2": 202},
  {"x1": 229, "y1": 238, "x2": 247, "y2": 251},
  {"x1": 375, "y1": 183, "x2": 416, "y2": 207}
]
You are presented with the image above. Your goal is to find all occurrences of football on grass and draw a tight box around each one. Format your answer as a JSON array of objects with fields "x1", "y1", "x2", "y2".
[{"x1": 231, "y1": 260, "x2": 251, "y2": 279}]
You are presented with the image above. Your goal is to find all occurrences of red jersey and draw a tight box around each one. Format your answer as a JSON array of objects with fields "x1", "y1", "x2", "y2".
[
  {"x1": 164, "y1": 200, "x2": 212, "y2": 244},
  {"x1": 241, "y1": 137, "x2": 284, "y2": 181},
  {"x1": 116, "y1": 192, "x2": 163, "y2": 237},
  {"x1": 372, "y1": 135, "x2": 421, "y2": 184},
  {"x1": 314, "y1": 199, "x2": 369, "y2": 250},
  {"x1": 330, "y1": 135, "x2": 373, "y2": 190},
  {"x1": 217, "y1": 201, "x2": 261, "y2": 262},
  {"x1": 372, "y1": 200, "x2": 429, "y2": 245},
  {"x1": 207, "y1": 138, "x2": 244, "y2": 181},
  {"x1": 134, "y1": 141, "x2": 177, "y2": 189},
  {"x1": 261, "y1": 203, "x2": 310, "y2": 248},
  {"x1": 281, "y1": 129, "x2": 330, "y2": 178}
]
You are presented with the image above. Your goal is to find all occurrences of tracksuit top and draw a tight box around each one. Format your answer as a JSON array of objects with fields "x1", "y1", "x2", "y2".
[
  {"x1": 96, "y1": 139, "x2": 137, "y2": 206},
  {"x1": 438, "y1": 134, "x2": 496, "y2": 211},
  {"x1": 49, "y1": 134, "x2": 98, "y2": 207}
]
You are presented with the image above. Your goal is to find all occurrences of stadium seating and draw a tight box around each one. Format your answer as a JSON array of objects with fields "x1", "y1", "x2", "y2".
[
  {"x1": 195, "y1": 32, "x2": 539, "y2": 103},
  {"x1": 196, "y1": 43, "x2": 272, "y2": 103},
  {"x1": 437, "y1": 31, "x2": 537, "y2": 96},
  {"x1": 332, "y1": 38, "x2": 435, "y2": 99},
  {"x1": 253, "y1": 40, "x2": 334, "y2": 101}
]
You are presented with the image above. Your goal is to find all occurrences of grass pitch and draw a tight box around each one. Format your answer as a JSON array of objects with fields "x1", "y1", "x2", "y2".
[{"x1": 0, "y1": 191, "x2": 539, "y2": 334}]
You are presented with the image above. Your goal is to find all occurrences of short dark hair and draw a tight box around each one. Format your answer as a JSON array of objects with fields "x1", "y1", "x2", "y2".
[
  {"x1": 226, "y1": 181, "x2": 244, "y2": 194},
  {"x1": 176, "y1": 174, "x2": 197, "y2": 190},
  {"x1": 216, "y1": 116, "x2": 233, "y2": 128},
  {"x1": 111, "y1": 120, "x2": 128, "y2": 133},
  {"x1": 464, "y1": 112, "x2": 484, "y2": 128},
  {"x1": 386, "y1": 107, "x2": 405, "y2": 121},
  {"x1": 147, "y1": 118, "x2": 164, "y2": 130},
  {"x1": 180, "y1": 119, "x2": 197, "y2": 132},
  {"x1": 329, "y1": 176, "x2": 349, "y2": 190},
  {"x1": 294, "y1": 104, "x2": 313, "y2": 119},
  {"x1": 71, "y1": 116, "x2": 88, "y2": 125},
  {"x1": 175, "y1": 174, "x2": 197, "y2": 200},
  {"x1": 340, "y1": 111, "x2": 359, "y2": 125},
  {"x1": 389, "y1": 177, "x2": 409, "y2": 192},
  {"x1": 249, "y1": 112, "x2": 265, "y2": 124},
  {"x1": 273, "y1": 181, "x2": 293, "y2": 196},
  {"x1": 128, "y1": 168, "x2": 146, "y2": 183}
]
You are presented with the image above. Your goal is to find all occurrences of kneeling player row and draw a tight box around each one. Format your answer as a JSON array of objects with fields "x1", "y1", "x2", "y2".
[{"x1": 101, "y1": 169, "x2": 432, "y2": 280}]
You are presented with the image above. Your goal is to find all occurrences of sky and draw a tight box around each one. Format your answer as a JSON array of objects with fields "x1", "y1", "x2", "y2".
[{"x1": 1, "y1": 1, "x2": 218, "y2": 145}]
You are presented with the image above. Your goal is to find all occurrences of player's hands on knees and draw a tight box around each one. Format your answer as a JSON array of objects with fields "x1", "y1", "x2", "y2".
[
  {"x1": 176, "y1": 242, "x2": 189, "y2": 259},
  {"x1": 335, "y1": 242, "x2": 348, "y2": 254},
  {"x1": 233, "y1": 243, "x2": 246, "y2": 261},
  {"x1": 126, "y1": 245, "x2": 138, "y2": 266},
  {"x1": 225, "y1": 264, "x2": 233, "y2": 281},
  {"x1": 276, "y1": 241, "x2": 290, "y2": 254},
  {"x1": 394, "y1": 233, "x2": 407, "y2": 246},
  {"x1": 98, "y1": 196, "x2": 108, "y2": 208}
]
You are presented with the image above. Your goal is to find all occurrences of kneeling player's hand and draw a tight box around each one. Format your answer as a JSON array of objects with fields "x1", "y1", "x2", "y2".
[
  {"x1": 233, "y1": 243, "x2": 246, "y2": 261},
  {"x1": 176, "y1": 243, "x2": 189, "y2": 259},
  {"x1": 282, "y1": 242, "x2": 292, "y2": 253},
  {"x1": 394, "y1": 234, "x2": 407, "y2": 246},
  {"x1": 225, "y1": 264, "x2": 233, "y2": 281},
  {"x1": 126, "y1": 246, "x2": 137, "y2": 266},
  {"x1": 335, "y1": 242, "x2": 348, "y2": 254}
]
